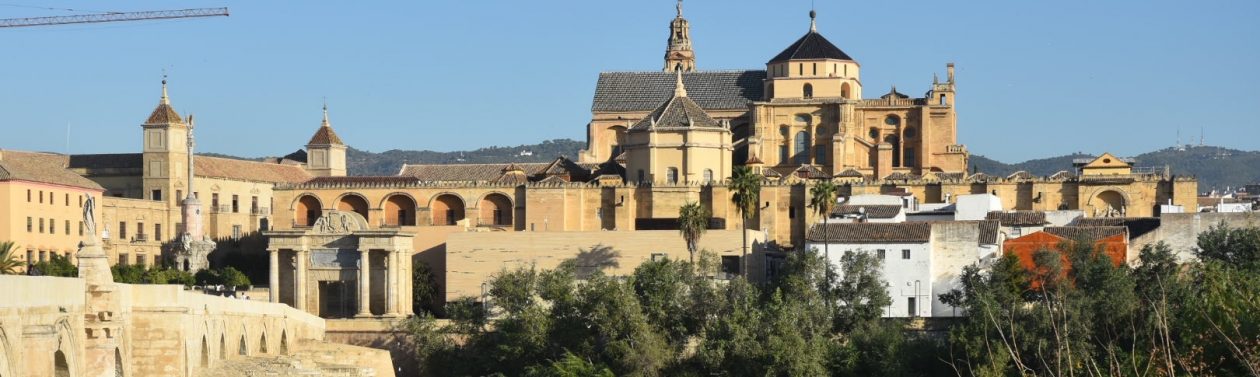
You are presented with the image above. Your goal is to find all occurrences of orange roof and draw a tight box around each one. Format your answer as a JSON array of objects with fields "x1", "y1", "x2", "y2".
[
  {"x1": 0, "y1": 150, "x2": 104, "y2": 190},
  {"x1": 143, "y1": 102, "x2": 183, "y2": 126},
  {"x1": 194, "y1": 155, "x2": 312, "y2": 184},
  {"x1": 307, "y1": 125, "x2": 344, "y2": 145}
]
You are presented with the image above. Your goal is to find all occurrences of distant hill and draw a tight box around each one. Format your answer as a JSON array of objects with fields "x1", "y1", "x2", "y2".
[
  {"x1": 346, "y1": 139, "x2": 587, "y2": 176},
  {"x1": 971, "y1": 146, "x2": 1260, "y2": 192},
  {"x1": 211, "y1": 139, "x2": 1257, "y2": 192}
]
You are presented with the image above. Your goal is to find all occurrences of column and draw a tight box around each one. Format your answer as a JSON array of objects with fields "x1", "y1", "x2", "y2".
[
  {"x1": 268, "y1": 249, "x2": 280, "y2": 303},
  {"x1": 357, "y1": 249, "x2": 371, "y2": 317},
  {"x1": 295, "y1": 249, "x2": 308, "y2": 311},
  {"x1": 386, "y1": 250, "x2": 400, "y2": 316}
]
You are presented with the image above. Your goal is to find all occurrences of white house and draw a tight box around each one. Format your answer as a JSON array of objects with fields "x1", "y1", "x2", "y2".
[
  {"x1": 805, "y1": 221, "x2": 999, "y2": 318},
  {"x1": 955, "y1": 194, "x2": 1003, "y2": 221}
]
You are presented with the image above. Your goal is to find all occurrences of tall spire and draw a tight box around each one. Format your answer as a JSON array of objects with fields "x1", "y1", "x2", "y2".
[
  {"x1": 160, "y1": 75, "x2": 170, "y2": 105},
  {"x1": 663, "y1": 0, "x2": 696, "y2": 72},
  {"x1": 674, "y1": 69, "x2": 687, "y2": 97},
  {"x1": 321, "y1": 98, "x2": 330, "y2": 127}
]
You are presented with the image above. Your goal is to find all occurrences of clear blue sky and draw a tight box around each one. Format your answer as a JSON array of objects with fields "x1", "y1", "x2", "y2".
[{"x1": 1, "y1": 0, "x2": 1257, "y2": 162}]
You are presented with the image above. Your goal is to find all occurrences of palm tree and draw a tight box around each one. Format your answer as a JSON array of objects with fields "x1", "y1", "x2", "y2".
[
  {"x1": 677, "y1": 202, "x2": 711, "y2": 266},
  {"x1": 809, "y1": 181, "x2": 839, "y2": 290},
  {"x1": 0, "y1": 241, "x2": 22, "y2": 275},
  {"x1": 728, "y1": 166, "x2": 762, "y2": 279}
]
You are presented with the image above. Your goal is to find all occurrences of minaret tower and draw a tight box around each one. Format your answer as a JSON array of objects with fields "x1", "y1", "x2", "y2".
[{"x1": 663, "y1": 0, "x2": 696, "y2": 72}]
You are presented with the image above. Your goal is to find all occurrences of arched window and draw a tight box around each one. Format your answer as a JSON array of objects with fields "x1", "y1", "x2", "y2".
[
  {"x1": 885, "y1": 135, "x2": 902, "y2": 167},
  {"x1": 794, "y1": 131, "x2": 810, "y2": 165},
  {"x1": 884, "y1": 115, "x2": 900, "y2": 126},
  {"x1": 666, "y1": 168, "x2": 679, "y2": 184},
  {"x1": 803, "y1": 84, "x2": 814, "y2": 99},
  {"x1": 703, "y1": 169, "x2": 714, "y2": 183},
  {"x1": 794, "y1": 114, "x2": 812, "y2": 125},
  {"x1": 431, "y1": 194, "x2": 466, "y2": 226},
  {"x1": 841, "y1": 82, "x2": 852, "y2": 99},
  {"x1": 939, "y1": 94, "x2": 947, "y2": 105}
]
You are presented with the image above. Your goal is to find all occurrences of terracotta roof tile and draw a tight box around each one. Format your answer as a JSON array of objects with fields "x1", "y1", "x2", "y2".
[
  {"x1": 68, "y1": 153, "x2": 143, "y2": 170},
  {"x1": 1073, "y1": 217, "x2": 1160, "y2": 239},
  {"x1": 834, "y1": 168, "x2": 865, "y2": 178},
  {"x1": 986, "y1": 211, "x2": 1048, "y2": 227},
  {"x1": 398, "y1": 157, "x2": 598, "y2": 183},
  {"x1": 831, "y1": 205, "x2": 901, "y2": 219},
  {"x1": 0, "y1": 150, "x2": 104, "y2": 190},
  {"x1": 143, "y1": 103, "x2": 183, "y2": 125},
  {"x1": 768, "y1": 30, "x2": 854, "y2": 63},
  {"x1": 979, "y1": 220, "x2": 1000, "y2": 245},
  {"x1": 629, "y1": 95, "x2": 725, "y2": 130},
  {"x1": 807, "y1": 222, "x2": 932, "y2": 243},
  {"x1": 307, "y1": 125, "x2": 344, "y2": 145},
  {"x1": 1044, "y1": 226, "x2": 1127, "y2": 242},
  {"x1": 194, "y1": 156, "x2": 312, "y2": 184}
]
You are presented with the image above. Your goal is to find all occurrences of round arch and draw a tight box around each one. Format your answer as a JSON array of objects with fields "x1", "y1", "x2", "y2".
[
  {"x1": 841, "y1": 82, "x2": 852, "y2": 99},
  {"x1": 381, "y1": 193, "x2": 419, "y2": 227},
  {"x1": 429, "y1": 193, "x2": 467, "y2": 226},
  {"x1": 478, "y1": 192, "x2": 514, "y2": 227},
  {"x1": 293, "y1": 194, "x2": 324, "y2": 227},
  {"x1": 334, "y1": 193, "x2": 371, "y2": 223},
  {"x1": 1088, "y1": 188, "x2": 1130, "y2": 217},
  {"x1": 53, "y1": 319, "x2": 81, "y2": 377}
]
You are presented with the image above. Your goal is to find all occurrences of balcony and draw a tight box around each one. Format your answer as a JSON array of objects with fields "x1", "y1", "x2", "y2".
[
  {"x1": 251, "y1": 207, "x2": 270, "y2": 216},
  {"x1": 132, "y1": 234, "x2": 149, "y2": 243}
]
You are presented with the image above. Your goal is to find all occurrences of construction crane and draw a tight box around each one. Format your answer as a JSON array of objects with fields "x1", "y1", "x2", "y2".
[{"x1": 0, "y1": 7, "x2": 228, "y2": 28}]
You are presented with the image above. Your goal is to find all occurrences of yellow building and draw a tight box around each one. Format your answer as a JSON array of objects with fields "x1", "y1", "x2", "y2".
[{"x1": 0, "y1": 150, "x2": 105, "y2": 270}]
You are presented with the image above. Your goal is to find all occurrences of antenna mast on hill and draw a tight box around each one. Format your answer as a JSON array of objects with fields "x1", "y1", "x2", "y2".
[{"x1": 0, "y1": 7, "x2": 227, "y2": 28}]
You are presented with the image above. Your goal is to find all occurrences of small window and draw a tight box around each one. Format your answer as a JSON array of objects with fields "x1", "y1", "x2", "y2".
[
  {"x1": 49, "y1": 218, "x2": 55, "y2": 234},
  {"x1": 64, "y1": 220, "x2": 70, "y2": 235},
  {"x1": 39, "y1": 191, "x2": 43, "y2": 203},
  {"x1": 176, "y1": 190, "x2": 183, "y2": 202},
  {"x1": 137, "y1": 254, "x2": 147, "y2": 267},
  {"x1": 64, "y1": 193, "x2": 69, "y2": 206},
  {"x1": 155, "y1": 224, "x2": 163, "y2": 241},
  {"x1": 119, "y1": 222, "x2": 127, "y2": 239},
  {"x1": 232, "y1": 225, "x2": 242, "y2": 240},
  {"x1": 902, "y1": 249, "x2": 911, "y2": 259},
  {"x1": 703, "y1": 169, "x2": 714, "y2": 183},
  {"x1": 876, "y1": 249, "x2": 886, "y2": 260},
  {"x1": 908, "y1": 297, "x2": 917, "y2": 317},
  {"x1": 939, "y1": 94, "x2": 947, "y2": 105},
  {"x1": 39, "y1": 250, "x2": 47, "y2": 262},
  {"x1": 119, "y1": 253, "x2": 128, "y2": 266},
  {"x1": 212, "y1": 193, "x2": 220, "y2": 209},
  {"x1": 885, "y1": 115, "x2": 900, "y2": 126},
  {"x1": 79, "y1": 222, "x2": 84, "y2": 236},
  {"x1": 39, "y1": 218, "x2": 45, "y2": 233},
  {"x1": 789, "y1": 206, "x2": 797, "y2": 219},
  {"x1": 27, "y1": 217, "x2": 33, "y2": 232},
  {"x1": 812, "y1": 63, "x2": 817, "y2": 75},
  {"x1": 803, "y1": 83, "x2": 814, "y2": 99},
  {"x1": 720, "y1": 255, "x2": 741, "y2": 278},
  {"x1": 666, "y1": 167, "x2": 679, "y2": 184},
  {"x1": 869, "y1": 128, "x2": 879, "y2": 140},
  {"x1": 798, "y1": 63, "x2": 803, "y2": 75},
  {"x1": 232, "y1": 195, "x2": 240, "y2": 213},
  {"x1": 637, "y1": 170, "x2": 645, "y2": 183},
  {"x1": 152, "y1": 190, "x2": 162, "y2": 201},
  {"x1": 27, "y1": 190, "x2": 31, "y2": 202},
  {"x1": 26, "y1": 250, "x2": 33, "y2": 262}
]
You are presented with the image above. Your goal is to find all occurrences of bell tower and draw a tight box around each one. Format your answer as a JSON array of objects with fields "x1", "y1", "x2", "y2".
[
  {"x1": 141, "y1": 77, "x2": 188, "y2": 205},
  {"x1": 663, "y1": 0, "x2": 696, "y2": 72},
  {"x1": 305, "y1": 103, "x2": 348, "y2": 177}
]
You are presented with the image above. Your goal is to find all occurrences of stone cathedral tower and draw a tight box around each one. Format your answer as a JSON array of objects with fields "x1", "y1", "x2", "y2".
[{"x1": 663, "y1": 0, "x2": 696, "y2": 72}]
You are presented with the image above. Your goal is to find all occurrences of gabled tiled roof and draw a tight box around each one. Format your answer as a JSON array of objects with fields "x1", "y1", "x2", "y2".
[
  {"x1": 986, "y1": 211, "x2": 1049, "y2": 227},
  {"x1": 1044, "y1": 226, "x2": 1127, "y2": 242},
  {"x1": 793, "y1": 164, "x2": 829, "y2": 179},
  {"x1": 807, "y1": 222, "x2": 932, "y2": 243},
  {"x1": 307, "y1": 125, "x2": 344, "y2": 145},
  {"x1": 979, "y1": 220, "x2": 1000, "y2": 245},
  {"x1": 0, "y1": 150, "x2": 104, "y2": 190},
  {"x1": 831, "y1": 204, "x2": 901, "y2": 219},
  {"x1": 302, "y1": 176, "x2": 418, "y2": 186},
  {"x1": 1007, "y1": 171, "x2": 1033, "y2": 180},
  {"x1": 883, "y1": 172, "x2": 919, "y2": 181},
  {"x1": 630, "y1": 95, "x2": 725, "y2": 131},
  {"x1": 593, "y1": 71, "x2": 766, "y2": 112},
  {"x1": 834, "y1": 168, "x2": 865, "y2": 178},
  {"x1": 768, "y1": 31, "x2": 854, "y2": 63},
  {"x1": 879, "y1": 87, "x2": 910, "y2": 100},
  {"x1": 1073, "y1": 217, "x2": 1160, "y2": 239},
  {"x1": 194, "y1": 156, "x2": 312, "y2": 184},
  {"x1": 967, "y1": 172, "x2": 996, "y2": 182}
]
